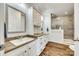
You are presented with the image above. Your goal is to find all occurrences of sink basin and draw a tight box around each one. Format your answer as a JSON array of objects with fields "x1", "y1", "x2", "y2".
[{"x1": 10, "y1": 37, "x2": 34, "y2": 46}]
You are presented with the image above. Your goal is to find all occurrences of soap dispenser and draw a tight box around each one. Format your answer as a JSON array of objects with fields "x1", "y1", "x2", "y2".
[{"x1": 47, "y1": 28, "x2": 49, "y2": 32}]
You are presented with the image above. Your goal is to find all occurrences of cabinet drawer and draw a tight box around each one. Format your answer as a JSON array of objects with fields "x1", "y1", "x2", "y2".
[
  {"x1": 28, "y1": 41, "x2": 37, "y2": 56},
  {"x1": 28, "y1": 47, "x2": 36, "y2": 56}
]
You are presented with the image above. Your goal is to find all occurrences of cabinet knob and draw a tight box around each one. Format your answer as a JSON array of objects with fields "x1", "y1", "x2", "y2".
[{"x1": 25, "y1": 50, "x2": 27, "y2": 52}]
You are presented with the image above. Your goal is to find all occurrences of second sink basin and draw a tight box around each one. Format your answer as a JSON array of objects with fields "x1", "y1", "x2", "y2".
[{"x1": 10, "y1": 37, "x2": 34, "y2": 46}]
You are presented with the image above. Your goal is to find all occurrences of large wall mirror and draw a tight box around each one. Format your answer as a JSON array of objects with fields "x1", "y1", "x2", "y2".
[
  {"x1": 6, "y1": 5, "x2": 26, "y2": 33},
  {"x1": 33, "y1": 8, "x2": 43, "y2": 33},
  {"x1": 51, "y1": 14, "x2": 63, "y2": 30}
]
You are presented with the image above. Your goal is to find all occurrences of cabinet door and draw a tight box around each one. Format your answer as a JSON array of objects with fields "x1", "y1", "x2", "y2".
[
  {"x1": 43, "y1": 35, "x2": 48, "y2": 45},
  {"x1": 19, "y1": 49, "x2": 28, "y2": 56},
  {"x1": 36, "y1": 37, "x2": 44, "y2": 55},
  {"x1": 28, "y1": 41, "x2": 37, "y2": 56},
  {"x1": 5, "y1": 44, "x2": 29, "y2": 56},
  {"x1": 28, "y1": 47, "x2": 36, "y2": 56}
]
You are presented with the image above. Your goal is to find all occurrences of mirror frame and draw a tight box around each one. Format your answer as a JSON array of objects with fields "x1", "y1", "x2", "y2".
[{"x1": 6, "y1": 4, "x2": 26, "y2": 33}]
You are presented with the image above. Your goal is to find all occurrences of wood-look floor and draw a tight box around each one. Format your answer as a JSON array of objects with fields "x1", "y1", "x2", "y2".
[{"x1": 40, "y1": 42, "x2": 74, "y2": 56}]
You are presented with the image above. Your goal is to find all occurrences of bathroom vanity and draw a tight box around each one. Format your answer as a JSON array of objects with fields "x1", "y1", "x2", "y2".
[
  {"x1": 5, "y1": 34, "x2": 48, "y2": 56},
  {"x1": 4, "y1": 4, "x2": 48, "y2": 56}
]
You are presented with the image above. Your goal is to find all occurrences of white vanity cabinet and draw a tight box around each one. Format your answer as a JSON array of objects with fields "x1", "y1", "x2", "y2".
[
  {"x1": 5, "y1": 35, "x2": 48, "y2": 56},
  {"x1": 36, "y1": 35, "x2": 48, "y2": 55},
  {"x1": 5, "y1": 39, "x2": 37, "y2": 56}
]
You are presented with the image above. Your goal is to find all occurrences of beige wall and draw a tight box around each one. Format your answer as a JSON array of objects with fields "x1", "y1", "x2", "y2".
[{"x1": 63, "y1": 15, "x2": 74, "y2": 40}]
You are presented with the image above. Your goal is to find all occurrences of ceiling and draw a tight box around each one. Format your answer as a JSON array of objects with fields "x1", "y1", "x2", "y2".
[{"x1": 27, "y1": 3, "x2": 74, "y2": 16}]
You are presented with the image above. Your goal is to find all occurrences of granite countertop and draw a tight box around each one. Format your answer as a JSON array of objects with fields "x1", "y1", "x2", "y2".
[
  {"x1": 34, "y1": 32, "x2": 48, "y2": 37},
  {"x1": 5, "y1": 33, "x2": 45, "y2": 53},
  {"x1": 5, "y1": 36, "x2": 37, "y2": 53},
  {"x1": 26, "y1": 33, "x2": 46, "y2": 37}
]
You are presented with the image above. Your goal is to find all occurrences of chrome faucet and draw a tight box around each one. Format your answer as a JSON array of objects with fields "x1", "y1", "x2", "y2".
[{"x1": 20, "y1": 35, "x2": 23, "y2": 39}]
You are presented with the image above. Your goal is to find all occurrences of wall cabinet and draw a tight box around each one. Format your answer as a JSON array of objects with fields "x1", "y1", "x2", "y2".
[{"x1": 5, "y1": 35, "x2": 48, "y2": 56}]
